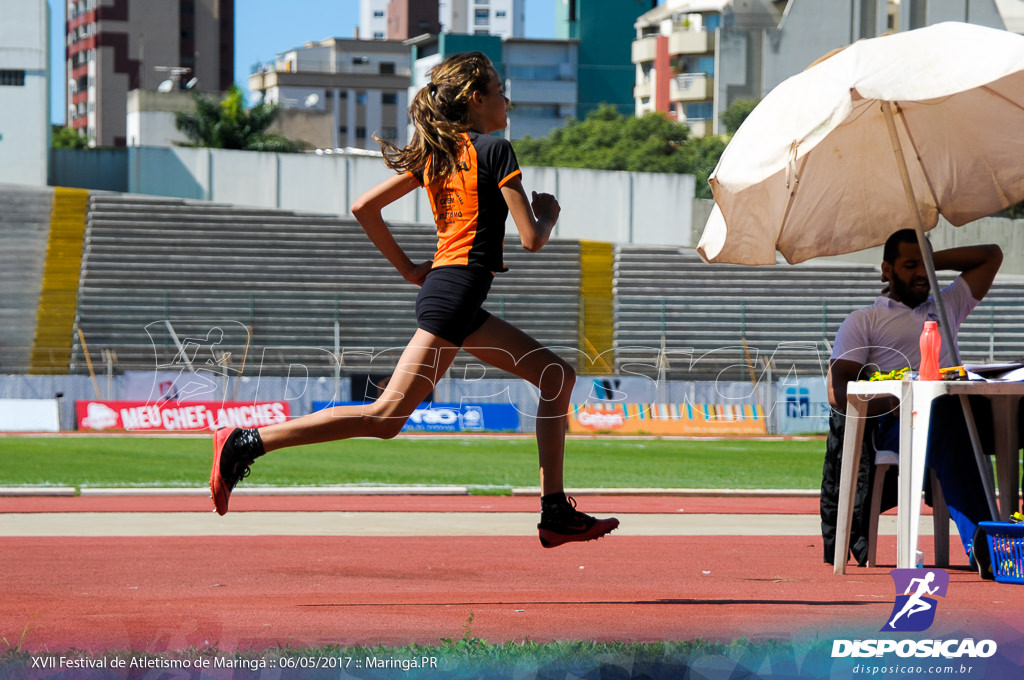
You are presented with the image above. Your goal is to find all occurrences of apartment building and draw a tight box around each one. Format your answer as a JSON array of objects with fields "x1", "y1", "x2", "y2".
[
  {"x1": 632, "y1": 0, "x2": 782, "y2": 137},
  {"x1": 249, "y1": 38, "x2": 411, "y2": 151},
  {"x1": 358, "y1": 0, "x2": 523, "y2": 39},
  {"x1": 360, "y1": 0, "x2": 390, "y2": 39},
  {"x1": 559, "y1": 0, "x2": 655, "y2": 119},
  {"x1": 65, "y1": 0, "x2": 234, "y2": 147},
  {"x1": 440, "y1": 0, "x2": 525, "y2": 37},
  {"x1": 633, "y1": 0, "x2": 1005, "y2": 137},
  {"x1": 409, "y1": 32, "x2": 577, "y2": 142},
  {"x1": 502, "y1": 38, "x2": 578, "y2": 140},
  {"x1": 0, "y1": 0, "x2": 49, "y2": 185},
  {"x1": 387, "y1": 0, "x2": 442, "y2": 39}
]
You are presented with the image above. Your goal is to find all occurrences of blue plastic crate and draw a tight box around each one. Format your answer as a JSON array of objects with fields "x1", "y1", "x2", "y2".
[{"x1": 979, "y1": 521, "x2": 1024, "y2": 584}]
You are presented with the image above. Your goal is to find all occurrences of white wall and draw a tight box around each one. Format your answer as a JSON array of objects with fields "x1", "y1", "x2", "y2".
[
  {"x1": 122, "y1": 146, "x2": 696, "y2": 247},
  {"x1": 0, "y1": 0, "x2": 49, "y2": 186}
]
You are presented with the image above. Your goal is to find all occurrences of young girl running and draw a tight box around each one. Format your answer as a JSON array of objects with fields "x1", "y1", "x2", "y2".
[{"x1": 209, "y1": 51, "x2": 618, "y2": 548}]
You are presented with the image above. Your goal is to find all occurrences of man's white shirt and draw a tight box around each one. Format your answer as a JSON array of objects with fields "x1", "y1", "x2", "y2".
[{"x1": 830, "y1": 277, "x2": 979, "y2": 372}]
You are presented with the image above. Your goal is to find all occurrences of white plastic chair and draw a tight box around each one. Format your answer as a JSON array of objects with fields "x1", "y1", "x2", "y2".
[{"x1": 865, "y1": 450, "x2": 949, "y2": 568}]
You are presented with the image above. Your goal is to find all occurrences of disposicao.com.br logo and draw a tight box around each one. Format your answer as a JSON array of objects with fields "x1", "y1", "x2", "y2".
[{"x1": 831, "y1": 569, "x2": 997, "y2": 660}]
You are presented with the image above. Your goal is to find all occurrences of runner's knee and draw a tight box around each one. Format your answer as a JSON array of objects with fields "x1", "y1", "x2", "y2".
[
  {"x1": 361, "y1": 402, "x2": 411, "y2": 439},
  {"x1": 538, "y1": 358, "x2": 575, "y2": 402}
]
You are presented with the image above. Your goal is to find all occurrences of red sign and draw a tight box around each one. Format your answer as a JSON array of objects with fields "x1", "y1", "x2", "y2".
[{"x1": 76, "y1": 400, "x2": 290, "y2": 432}]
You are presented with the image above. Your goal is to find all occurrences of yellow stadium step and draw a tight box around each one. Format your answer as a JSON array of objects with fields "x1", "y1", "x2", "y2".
[
  {"x1": 579, "y1": 240, "x2": 614, "y2": 373},
  {"x1": 29, "y1": 187, "x2": 90, "y2": 374}
]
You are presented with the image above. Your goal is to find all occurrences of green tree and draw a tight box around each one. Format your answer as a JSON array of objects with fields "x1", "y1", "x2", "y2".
[
  {"x1": 720, "y1": 98, "x2": 760, "y2": 135},
  {"x1": 175, "y1": 85, "x2": 305, "y2": 152},
  {"x1": 513, "y1": 104, "x2": 726, "y2": 199},
  {"x1": 51, "y1": 125, "x2": 89, "y2": 149}
]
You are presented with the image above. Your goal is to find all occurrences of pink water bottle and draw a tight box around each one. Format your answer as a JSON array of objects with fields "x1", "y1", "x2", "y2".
[{"x1": 919, "y1": 320, "x2": 941, "y2": 380}]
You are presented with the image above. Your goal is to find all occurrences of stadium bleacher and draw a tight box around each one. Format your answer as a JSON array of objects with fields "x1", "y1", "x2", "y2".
[
  {"x1": 72, "y1": 191, "x2": 580, "y2": 379},
  {"x1": 0, "y1": 185, "x2": 52, "y2": 374},
  {"x1": 6, "y1": 184, "x2": 1024, "y2": 383}
]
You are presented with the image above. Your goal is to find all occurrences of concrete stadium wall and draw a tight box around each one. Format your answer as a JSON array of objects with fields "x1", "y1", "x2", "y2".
[
  {"x1": 47, "y1": 147, "x2": 1024, "y2": 270},
  {"x1": 49, "y1": 146, "x2": 696, "y2": 248}
]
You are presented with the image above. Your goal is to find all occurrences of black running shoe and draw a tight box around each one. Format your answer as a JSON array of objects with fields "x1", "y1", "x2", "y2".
[
  {"x1": 209, "y1": 427, "x2": 252, "y2": 516},
  {"x1": 537, "y1": 496, "x2": 619, "y2": 548}
]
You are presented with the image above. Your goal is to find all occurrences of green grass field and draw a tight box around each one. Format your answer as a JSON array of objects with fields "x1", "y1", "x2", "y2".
[{"x1": 0, "y1": 434, "x2": 824, "y2": 491}]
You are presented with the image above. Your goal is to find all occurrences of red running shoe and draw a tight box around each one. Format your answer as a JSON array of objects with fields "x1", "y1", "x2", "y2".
[{"x1": 209, "y1": 427, "x2": 251, "y2": 516}]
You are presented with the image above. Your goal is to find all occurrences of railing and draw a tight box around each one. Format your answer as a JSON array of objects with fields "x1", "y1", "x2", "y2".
[
  {"x1": 614, "y1": 297, "x2": 1024, "y2": 381},
  {"x1": 61, "y1": 289, "x2": 580, "y2": 378},
  {"x1": 673, "y1": 73, "x2": 711, "y2": 92},
  {"x1": 15, "y1": 288, "x2": 1024, "y2": 382}
]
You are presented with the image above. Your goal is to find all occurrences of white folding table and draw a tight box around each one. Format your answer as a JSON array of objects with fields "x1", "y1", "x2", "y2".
[{"x1": 834, "y1": 379, "x2": 1023, "y2": 574}]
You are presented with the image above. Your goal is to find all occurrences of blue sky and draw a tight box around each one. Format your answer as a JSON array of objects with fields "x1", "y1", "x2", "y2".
[{"x1": 47, "y1": 0, "x2": 558, "y2": 124}]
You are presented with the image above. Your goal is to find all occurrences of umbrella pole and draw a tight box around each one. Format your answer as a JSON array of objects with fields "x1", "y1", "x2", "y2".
[
  {"x1": 881, "y1": 101, "x2": 1001, "y2": 521},
  {"x1": 880, "y1": 101, "x2": 958, "y2": 363}
]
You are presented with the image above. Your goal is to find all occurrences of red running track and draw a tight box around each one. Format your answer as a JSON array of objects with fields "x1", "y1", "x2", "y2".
[{"x1": 2, "y1": 494, "x2": 1022, "y2": 654}]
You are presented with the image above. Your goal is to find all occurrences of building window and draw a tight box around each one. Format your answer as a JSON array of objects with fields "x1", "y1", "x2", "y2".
[
  {"x1": 356, "y1": 126, "x2": 367, "y2": 138},
  {"x1": 356, "y1": 92, "x2": 367, "y2": 105},
  {"x1": 379, "y1": 127, "x2": 398, "y2": 139},
  {"x1": 373, "y1": 10, "x2": 384, "y2": 17},
  {"x1": 496, "y1": 10, "x2": 506, "y2": 18},
  {"x1": 382, "y1": 92, "x2": 398, "y2": 105},
  {"x1": 685, "y1": 102, "x2": 713, "y2": 120},
  {"x1": 374, "y1": 32, "x2": 384, "y2": 39},
  {"x1": 0, "y1": 70, "x2": 26, "y2": 86},
  {"x1": 510, "y1": 104, "x2": 559, "y2": 118},
  {"x1": 475, "y1": 9, "x2": 489, "y2": 24},
  {"x1": 379, "y1": 62, "x2": 395, "y2": 75}
]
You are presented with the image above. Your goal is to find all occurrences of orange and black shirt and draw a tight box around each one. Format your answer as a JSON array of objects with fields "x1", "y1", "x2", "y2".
[{"x1": 411, "y1": 131, "x2": 522, "y2": 273}]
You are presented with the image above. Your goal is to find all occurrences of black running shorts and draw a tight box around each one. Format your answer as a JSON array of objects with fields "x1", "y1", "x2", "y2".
[{"x1": 415, "y1": 265, "x2": 494, "y2": 346}]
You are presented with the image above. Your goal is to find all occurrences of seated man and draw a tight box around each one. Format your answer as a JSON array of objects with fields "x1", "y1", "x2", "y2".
[{"x1": 823, "y1": 229, "x2": 1003, "y2": 567}]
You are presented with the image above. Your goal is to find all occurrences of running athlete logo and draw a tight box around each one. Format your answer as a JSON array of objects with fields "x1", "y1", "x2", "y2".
[{"x1": 882, "y1": 569, "x2": 949, "y2": 632}]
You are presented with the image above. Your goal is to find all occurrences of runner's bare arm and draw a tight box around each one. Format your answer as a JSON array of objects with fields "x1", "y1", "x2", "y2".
[
  {"x1": 501, "y1": 176, "x2": 559, "y2": 253},
  {"x1": 351, "y1": 173, "x2": 432, "y2": 285}
]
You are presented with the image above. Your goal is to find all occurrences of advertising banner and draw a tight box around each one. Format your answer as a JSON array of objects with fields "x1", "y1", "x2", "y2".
[
  {"x1": 0, "y1": 399, "x2": 60, "y2": 432},
  {"x1": 312, "y1": 402, "x2": 520, "y2": 433},
  {"x1": 776, "y1": 378, "x2": 832, "y2": 435},
  {"x1": 568, "y1": 402, "x2": 767, "y2": 436},
  {"x1": 76, "y1": 400, "x2": 290, "y2": 432}
]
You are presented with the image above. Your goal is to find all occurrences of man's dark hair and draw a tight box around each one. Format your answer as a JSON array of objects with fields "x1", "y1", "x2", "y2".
[{"x1": 882, "y1": 229, "x2": 918, "y2": 264}]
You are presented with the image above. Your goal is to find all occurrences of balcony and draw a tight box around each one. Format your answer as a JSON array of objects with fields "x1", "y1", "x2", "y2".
[
  {"x1": 669, "y1": 29, "x2": 714, "y2": 55},
  {"x1": 684, "y1": 118, "x2": 711, "y2": 137},
  {"x1": 671, "y1": 73, "x2": 714, "y2": 101},
  {"x1": 631, "y1": 36, "x2": 658, "y2": 65}
]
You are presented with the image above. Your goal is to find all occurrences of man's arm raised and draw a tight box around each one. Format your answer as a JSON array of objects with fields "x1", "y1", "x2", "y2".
[{"x1": 932, "y1": 244, "x2": 1003, "y2": 301}]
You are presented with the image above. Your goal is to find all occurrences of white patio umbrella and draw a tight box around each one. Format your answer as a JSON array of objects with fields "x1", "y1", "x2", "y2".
[{"x1": 697, "y1": 21, "x2": 1024, "y2": 364}]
